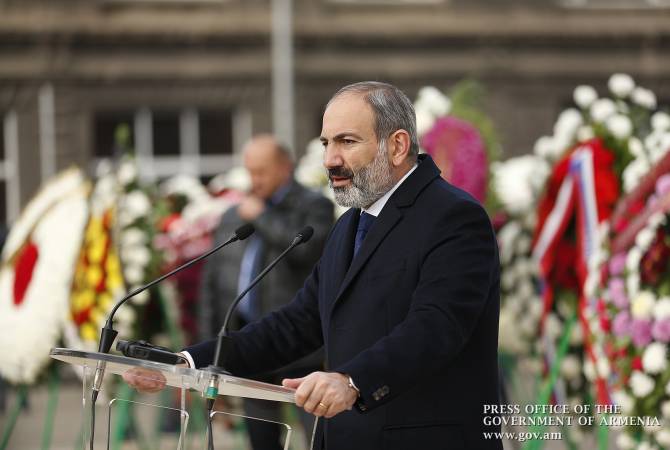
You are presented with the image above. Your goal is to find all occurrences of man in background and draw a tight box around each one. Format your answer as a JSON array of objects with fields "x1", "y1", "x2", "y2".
[{"x1": 198, "y1": 134, "x2": 334, "y2": 450}]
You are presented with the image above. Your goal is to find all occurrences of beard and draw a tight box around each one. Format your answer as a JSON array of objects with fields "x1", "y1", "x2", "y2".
[{"x1": 327, "y1": 142, "x2": 395, "y2": 209}]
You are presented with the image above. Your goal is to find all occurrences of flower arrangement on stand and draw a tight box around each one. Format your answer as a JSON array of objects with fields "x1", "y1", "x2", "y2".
[
  {"x1": 493, "y1": 73, "x2": 664, "y2": 445},
  {"x1": 413, "y1": 80, "x2": 501, "y2": 212},
  {"x1": 64, "y1": 164, "x2": 128, "y2": 349},
  {"x1": 590, "y1": 147, "x2": 670, "y2": 449},
  {"x1": 0, "y1": 169, "x2": 90, "y2": 384},
  {"x1": 154, "y1": 174, "x2": 238, "y2": 343}
]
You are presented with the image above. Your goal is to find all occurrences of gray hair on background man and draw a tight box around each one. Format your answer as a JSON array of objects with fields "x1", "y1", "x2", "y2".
[{"x1": 327, "y1": 81, "x2": 420, "y2": 160}]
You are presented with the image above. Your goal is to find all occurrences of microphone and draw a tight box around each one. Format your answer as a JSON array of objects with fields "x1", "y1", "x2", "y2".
[
  {"x1": 116, "y1": 340, "x2": 187, "y2": 365},
  {"x1": 88, "y1": 223, "x2": 255, "y2": 442},
  {"x1": 202, "y1": 226, "x2": 314, "y2": 397}
]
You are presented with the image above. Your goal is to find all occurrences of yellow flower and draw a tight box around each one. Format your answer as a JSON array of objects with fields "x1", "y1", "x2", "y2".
[
  {"x1": 85, "y1": 217, "x2": 103, "y2": 242},
  {"x1": 80, "y1": 323, "x2": 97, "y2": 342},
  {"x1": 72, "y1": 290, "x2": 95, "y2": 311},
  {"x1": 87, "y1": 236, "x2": 107, "y2": 264},
  {"x1": 86, "y1": 266, "x2": 103, "y2": 289}
]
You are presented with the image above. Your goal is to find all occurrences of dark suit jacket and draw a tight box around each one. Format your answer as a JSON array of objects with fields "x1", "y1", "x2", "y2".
[{"x1": 188, "y1": 155, "x2": 502, "y2": 450}]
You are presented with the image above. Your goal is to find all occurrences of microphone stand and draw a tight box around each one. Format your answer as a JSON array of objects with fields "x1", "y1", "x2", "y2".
[
  {"x1": 88, "y1": 223, "x2": 254, "y2": 450},
  {"x1": 203, "y1": 226, "x2": 314, "y2": 450}
]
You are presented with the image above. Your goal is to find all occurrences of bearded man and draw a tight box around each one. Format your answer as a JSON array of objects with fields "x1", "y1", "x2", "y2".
[{"x1": 127, "y1": 81, "x2": 502, "y2": 450}]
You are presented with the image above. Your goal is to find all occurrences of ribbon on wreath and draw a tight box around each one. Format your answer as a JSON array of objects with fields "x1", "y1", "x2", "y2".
[{"x1": 532, "y1": 138, "x2": 619, "y2": 406}]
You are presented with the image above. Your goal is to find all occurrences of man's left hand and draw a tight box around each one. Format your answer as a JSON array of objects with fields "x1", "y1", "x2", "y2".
[{"x1": 282, "y1": 372, "x2": 358, "y2": 418}]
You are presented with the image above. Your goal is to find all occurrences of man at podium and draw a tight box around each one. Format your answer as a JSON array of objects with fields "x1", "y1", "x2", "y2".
[{"x1": 126, "y1": 81, "x2": 502, "y2": 450}]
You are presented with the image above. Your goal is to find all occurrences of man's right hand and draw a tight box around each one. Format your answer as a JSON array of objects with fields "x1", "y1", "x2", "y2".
[{"x1": 122, "y1": 367, "x2": 167, "y2": 393}]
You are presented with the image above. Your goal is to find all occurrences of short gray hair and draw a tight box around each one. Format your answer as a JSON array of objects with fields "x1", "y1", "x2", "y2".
[{"x1": 327, "y1": 81, "x2": 419, "y2": 160}]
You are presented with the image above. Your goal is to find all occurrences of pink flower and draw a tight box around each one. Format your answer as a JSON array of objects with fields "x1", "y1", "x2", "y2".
[
  {"x1": 631, "y1": 319, "x2": 653, "y2": 348},
  {"x1": 656, "y1": 174, "x2": 670, "y2": 196},
  {"x1": 421, "y1": 116, "x2": 488, "y2": 203},
  {"x1": 613, "y1": 311, "x2": 632, "y2": 337},
  {"x1": 609, "y1": 253, "x2": 627, "y2": 277},
  {"x1": 608, "y1": 277, "x2": 628, "y2": 308},
  {"x1": 652, "y1": 318, "x2": 670, "y2": 343}
]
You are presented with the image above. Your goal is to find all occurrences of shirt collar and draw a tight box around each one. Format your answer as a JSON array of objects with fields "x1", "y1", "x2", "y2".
[{"x1": 363, "y1": 164, "x2": 418, "y2": 217}]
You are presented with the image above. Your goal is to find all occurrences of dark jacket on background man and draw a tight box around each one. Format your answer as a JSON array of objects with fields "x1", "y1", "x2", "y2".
[{"x1": 198, "y1": 179, "x2": 334, "y2": 374}]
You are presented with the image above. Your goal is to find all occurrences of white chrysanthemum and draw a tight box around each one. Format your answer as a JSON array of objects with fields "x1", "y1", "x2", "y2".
[
  {"x1": 583, "y1": 359, "x2": 596, "y2": 381},
  {"x1": 628, "y1": 137, "x2": 646, "y2": 159},
  {"x1": 642, "y1": 343, "x2": 668, "y2": 374},
  {"x1": 534, "y1": 135, "x2": 559, "y2": 159},
  {"x1": 570, "y1": 323, "x2": 583, "y2": 345},
  {"x1": 629, "y1": 371, "x2": 655, "y2": 398},
  {"x1": 656, "y1": 430, "x2": 670, "y2": 447},
  {"x1": 121, "y1": 246, "x2": 151, "y2": 268},
  {"x1": 627, "y1": 273, "x2": 641, "y2": 298},
  {"x1": 131, "y1": 289, "x2": 150, "y2": 306},
  {"x1": 561, "y1": 355, "x2": 581, "y2": 380},
  {"x1": 497, "y1": 221, "x2": 521, "y2": 262},
  {"x1": 612, "y1": 390, "x2": 635, "y2": 415},
  {"x1": 636, "y1": 228, "x2": 657, "y2": 250},
  {"x1": 596, "y1": 357, "x2": 611, "y2": 378},
  {"x1": 516, "y1": 236, "x2": 532, "y2": 255},
  {"x1": 416, "y1": 86, "x2": 451, "y2": 118},
  {"x1": 606, "y1": 114, "x2": 633, "y2": 140},
  {"x1": 608, "y1": 73, "x2": 635, "y2": 98},
  {"x1": 117, "y1": 160, "x2": 138, "y2": 186},
  {"x1": 616, "y1": 432, "x2": 636, "y2": 450},
  {"x1": 208, "y1": 166, "x2": 251, "y2": 193},
  {"x1": 632, "y1": 87, "x2": 657, "y2": 110},
  {"x1": 632, "y1": 291, "x2": 656, "y2": 320},
  {"x1": 627, "y1": 247, "x2": 644, "y2": 271},
  {"x1": 661, "y1": 400, "x2": 670, "y2": 419},
  {"x1": 576, "y1": 125, "x2": 595, "y2": 142},
  {"x1": 415, "y1": 108, "x2": 435, "y2": 138},
  {"x1": 554, "y1": 108, "x2": 582, "y2": 141},
  {"x1": 652, "y1": 112, "x2": 670, "y2": 131},
  {"x1": 123, "y1": 264, "x2": 144, "y2": 285},
  {"x1": 517, "y1": 279, "x2": 534, "y2": 300},
  {"x1": 544, "y1": 313, "x2": 563, "y2": 341},
  {"x1": 124, "y1": 191, "x2": 151, "y2": 216},
  {"x1": 666, "y1": 379, "x2": 670, "y2": 395},
  {"x1": 590, "y1": 98, "x2": 617, "y2": 122},
  {"x1": 161, "y1": 174, "x2": 210, "y2": 202},
  {"x1": 120, "y1": 228, "x2": 147, "y2": 248},
  {"x1": 573, "y1": 85, "x2": 598, "y2": 109},
  {"x1": 492, "y1": 155, "x2": 549, "y2": 215},
  {"x1": 654, "y1": 297, "x2": 670, "y2": 320},
  {"x1": 501, "y1": 269, "x2": 515, "y2": 290}
]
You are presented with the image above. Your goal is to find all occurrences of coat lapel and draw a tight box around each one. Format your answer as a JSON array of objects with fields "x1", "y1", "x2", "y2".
[{"x1": 327, "y1": 154, "x2": 441, "y2": 314}]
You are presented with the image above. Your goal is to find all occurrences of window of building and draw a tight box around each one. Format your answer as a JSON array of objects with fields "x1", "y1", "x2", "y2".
[
  {"x1": 200, "y1": 111, "x2": 234, "y2": 156},
  {"x1": 152, "y1": 111, "x2": 181, "y2": 156},
  {"x1": 92, "y1": 107, "x2": 236, "y2": 181}
]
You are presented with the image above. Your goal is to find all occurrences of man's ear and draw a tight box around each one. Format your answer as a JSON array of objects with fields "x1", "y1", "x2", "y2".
[{"x1": 389, "y1": 130, "x2": 411, "y2": 167}]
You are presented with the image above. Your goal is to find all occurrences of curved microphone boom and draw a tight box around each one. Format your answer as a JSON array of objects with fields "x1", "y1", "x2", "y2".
[
  {"x1": 97, "y1": 222, "x2": 255, "y2": 356},
  {"x1": 204, "y1": 226, "x2": 314, "y2": 383}
]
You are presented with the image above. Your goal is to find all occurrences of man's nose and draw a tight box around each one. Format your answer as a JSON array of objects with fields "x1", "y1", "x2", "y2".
[{"x1": 323, "y1": 144, "x2": 343, "y2": 169}]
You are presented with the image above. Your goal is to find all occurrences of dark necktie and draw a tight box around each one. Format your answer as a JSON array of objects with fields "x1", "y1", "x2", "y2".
[{"x1": 354, "y1": 212, "x2": 376, "y2": 257}]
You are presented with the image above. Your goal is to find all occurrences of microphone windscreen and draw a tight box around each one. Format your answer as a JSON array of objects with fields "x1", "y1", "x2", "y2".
[
  {"x1": 235, "y1": 223, "x2": 255, "y2": 240},
  {"x1": 297, "y1": 226, "x2": 314, "y2": 243}
]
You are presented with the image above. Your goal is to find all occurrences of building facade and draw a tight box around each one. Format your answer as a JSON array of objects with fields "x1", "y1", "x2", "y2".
[{"x1": 0, "y1": 0, "x2": 669, "y2": 223}]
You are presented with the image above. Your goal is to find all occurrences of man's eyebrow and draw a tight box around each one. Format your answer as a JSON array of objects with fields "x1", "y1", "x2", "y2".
[{"x1": 332, "y1": 132, "x2": 363, "y2": 141}]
